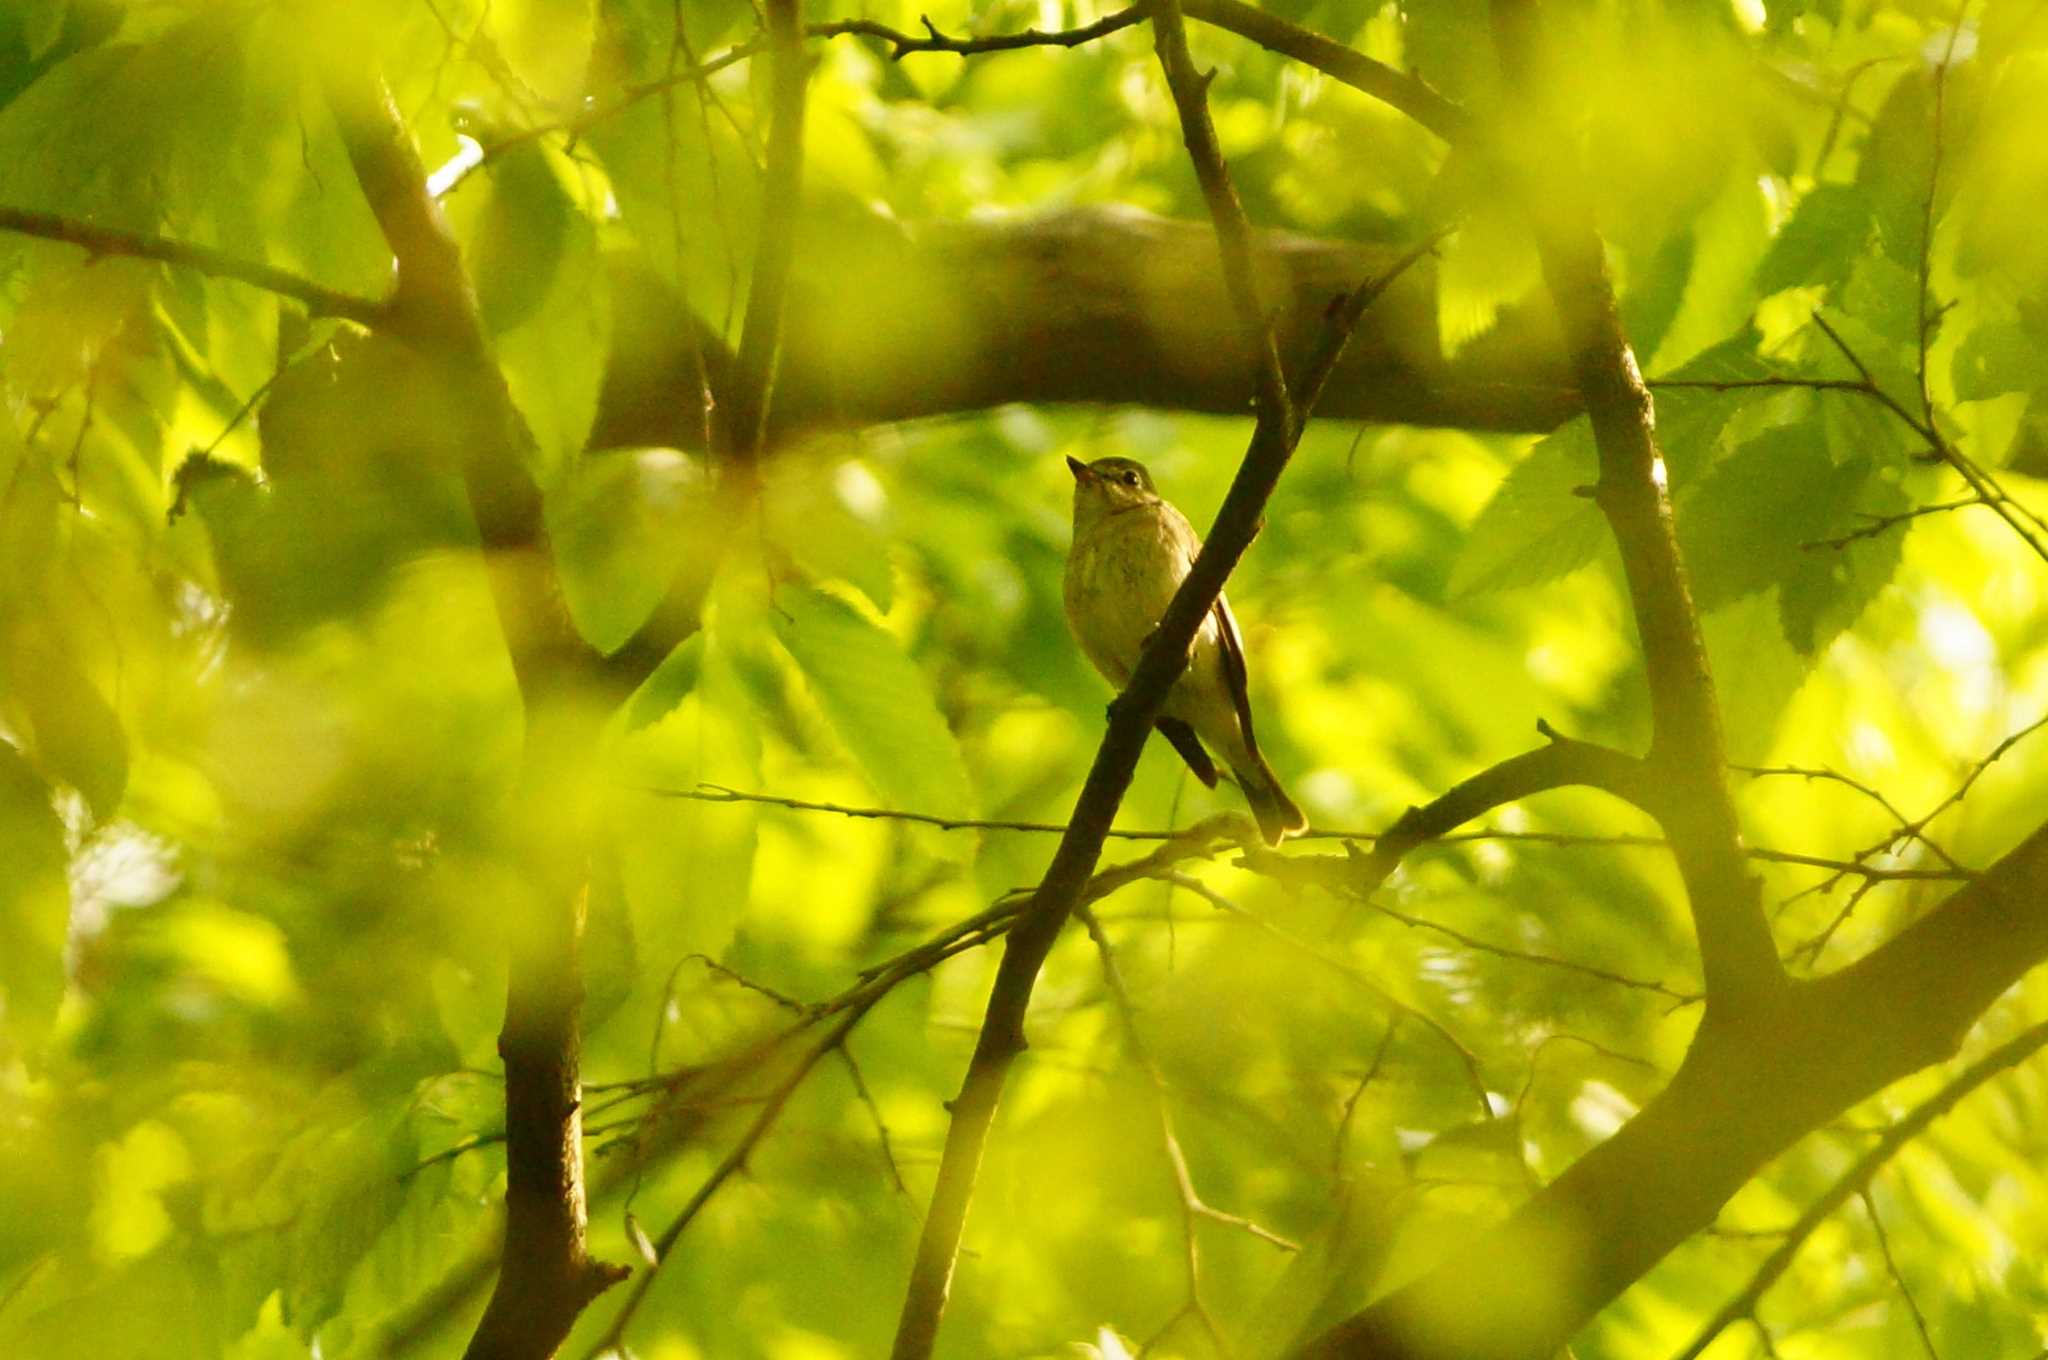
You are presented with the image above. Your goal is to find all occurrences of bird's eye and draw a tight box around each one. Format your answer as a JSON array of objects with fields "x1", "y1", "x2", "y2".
[{"x1": 1122, "y1": 471, "x2": 1139, "y2": 486}]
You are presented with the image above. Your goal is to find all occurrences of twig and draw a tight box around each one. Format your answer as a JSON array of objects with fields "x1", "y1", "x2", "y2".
[
  {"x1": 584, "y1": 998, "x2": 883, "y2": 1358},
  {"x1": 1161, "y1": 871, "x2": 1492, "y2": 1117},
  {"x1": 1734, "y1": 765, "x2": 1962, "y2": 871},
  {"x1": 0, "y1": 206, "x2": 386, "y2": 325},
  {"x1": 1180, "y1": 0, "x2": 1471, "y2": 144},
  {"x1": 450, "y1": 9, "x2": 1146, "y2": 194},
  {"x1": 1781, "y1": 712, "x2": 2048, "y2": 910},
  {"x1": 587, "y1": 826, "x2": 1235, "y2": 1353},
  {"x1": 1671, "y1": 1018, "x2": 2048, "y2": 1360},
  {"x1": 653, "y1": 782, "x2": 1975, "y2": 882},
  {"x1": 1079, "y1": 907, "x2": 1296, "y2": 1353},
  {"x1": 838, "y1": 1044, "x2": 909, "y2": 1196},
  {"x1": 1859, "y1": 1186, "x2": 1941, "y2": 1360},
  {"x1": 1811, "y1": 313, "x2": 2048, "y2": 565},
  {"x1": 1359, "y1": 897, "x2": 1695, "y2": 1001},
  {"x1": 1916, "y1": 3, "x2": 1971, "y2": 428},
  {"x1": 1151, "y1": 0, "x2": 1293, "y2": 434},
  {"x1": 1799, "y1": 498, "x2": 1980, "y2": 550},
  {"x1": 816, "y1": 8, "x2": 1146, "y2": 59},
  {"x1": 1332, "y1": 1021, "x2": 1401, "y2": 1177}
]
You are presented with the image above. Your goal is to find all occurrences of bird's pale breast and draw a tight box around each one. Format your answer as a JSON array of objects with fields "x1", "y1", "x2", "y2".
[{"x1": 1064, "y1": 504, "x2": 1222, "y2": 689}]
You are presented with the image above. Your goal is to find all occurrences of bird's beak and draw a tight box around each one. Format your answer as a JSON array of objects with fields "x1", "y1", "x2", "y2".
[{"x1": 1066, "y1": 455, "x2": 1092, "y2": 483}]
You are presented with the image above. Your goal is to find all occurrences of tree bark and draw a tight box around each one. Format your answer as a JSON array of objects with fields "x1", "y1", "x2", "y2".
[{"x1": 592, "y1": 206, "x2": 1578, "y2": 454}]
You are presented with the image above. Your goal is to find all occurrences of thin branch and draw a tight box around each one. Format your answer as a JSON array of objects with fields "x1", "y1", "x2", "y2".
[
  {"x1": 816, "y1": 8, "x2": 1146, "y2": 58},
  {"x1": 1799, "y1": 498, "x2": 1981, "y2": 550},
  {"x1": 1670, "y1": 1019, "x2": 2048, "y2": 1360},
  {"x1": 452, "y1": 8, "x2": 1145, "y2": 195},
  {"x1": 1332, "y1": 1021, "x2": 1401, "y2": 1177},
  {"x1": 652, "y1": 782, "x2": 1974, "y2": 882},
  {"x1": 587, "y1": 826, "x2": 1238, "y2": 1355},
  {"x1": 1151, "y1": 0, "x2": 1294, "y2": 434},
  {"x1": 1490, "y1": 0, "x2": 1781, "y2": 1010},
  {"x1": 1358, "y1": 897, "x2": 1696, "y2": 1002},
  {"x1": 1180, "y1": 0, "x2": 1472, "y2": 144},
  {"x1": 887, "y1": 8, "x2": 1412, "y2": 1348},
  {"x1": 1734, "y1": 765, "x2": 1962, "y2": 871},
  {"x1": 1079, "y1": 906, "x2": 1295, "y2": 1352},
  {"x1": 1779, "y1": 712, "x2": 2048, "y2": 911},
  {"x1": 1859, "y1": 1186, "x2": 1941, "y2": 1360},
  {"x1": 1159, "y1": 870, "x2": 1492, "y2": 1115},
  {"x1": 0, "y1": 206, "x2": 387, "y2": 324},
  {"x1": 1810, "y1": 313, "x2": 2048, "y2": 565},
  {"x1": 583, "y1": 999, "x2": 879, "y2": 1359},
  {"x1": 323, "y1": 66, "x2": 627, "y2": 1360},
  {"x1": 838, "y1": 1044, "x2": 910, "y2": 1197}
]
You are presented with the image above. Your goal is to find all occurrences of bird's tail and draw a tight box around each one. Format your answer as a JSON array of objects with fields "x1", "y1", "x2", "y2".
[{"x1": 1235, "y1": 753, "x2": 1307, "y2": 846}]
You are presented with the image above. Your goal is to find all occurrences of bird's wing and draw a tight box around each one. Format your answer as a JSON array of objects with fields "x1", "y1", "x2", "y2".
[
  {"x1": 1155, "y1": 716, "x2": 1220, "y2": 787},
  {"x1": 1212, "y1": 592, "x2": 1262, "y2": 758}
]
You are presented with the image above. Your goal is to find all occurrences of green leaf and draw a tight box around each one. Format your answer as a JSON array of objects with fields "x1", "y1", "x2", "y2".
[
  {"x1": 0, "y1": 741, "x2": 68, "y2": 1048},
  {"x1": 1653, "y1": 335, "x2": 1777, "y2": 486},
  {"x1": 584, "y1": 73, "x2": 759, "y2": 322},
  {"x1": 1676, "y1": 423, "x2": 1906, "y2": 653},
  {"x1": 1951, "y1": 320, "x2": 2040, "y2": 401},
  {"x1": 547, "y1": 447, "x2": 711, "y2": 654},
  {"x1": 1652, "y1": 176, "x2": 1770, "y2": 372},
  {"x1": 1, "y1": 625, "x2": 127, "y2": 820},
  {"x1": 1755, "y1": 182, "x2": 1870, "y2": 296},
  {"x1": 611, "y1": 626, "x2": 759, "y2": 976},
  {"x1": 1449, "y1": 417, "x2": 1604, "y2": 597},
  {"x1": 1700, "y1": 592, "x2": 1809, "y2": 762},
  {"x1": 22, "y1": 0, "x2": 69, "y2": 61},
  {"x1": 763, "y1": 457, "x2": 896, "y2": 612},
  {"x1": 271, "y1": 1115, "x2": 414, "y2": 1339},
  {"x1": 773, "y1": 585, "x2": 974, "y2": 816}
]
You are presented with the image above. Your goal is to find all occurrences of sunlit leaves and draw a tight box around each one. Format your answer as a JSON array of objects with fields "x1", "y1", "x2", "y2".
[
  {"x1": 1448, "y1": 417, "x2": 1602, "y2": 597},
  {"x1": 548, "y1": 447, "x2": 711, "y2": 654},
  {"x1": 774, "y1": 584, "x2": 974, "y2": 818},
  {"x1": 1678, "y1": 421, "x2": 1908, "y2": 653},
  {"x1": 1755, "y1": 183, "x2": 1871, "y2": 298},
  {"x1": 0, "y1": 741, "x2": 68, "y2": 1048},
  {"x1": 612, "y1": 626, "x2": 761, "y2": 982}
]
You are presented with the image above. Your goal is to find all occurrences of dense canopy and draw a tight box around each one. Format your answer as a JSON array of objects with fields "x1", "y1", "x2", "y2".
[{"x1": 3, "y1": 1, "x2": 2048, "y2": 1359}]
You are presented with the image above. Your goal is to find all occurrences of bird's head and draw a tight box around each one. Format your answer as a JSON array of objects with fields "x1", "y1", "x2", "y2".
[{"x1": 1067, "y1": 455, "x2": 1160, "y2": 527}]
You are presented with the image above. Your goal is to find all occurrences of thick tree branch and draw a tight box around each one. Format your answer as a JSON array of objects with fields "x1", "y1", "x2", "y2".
[
  {"x1": 323, "y1": 66, "x2": 627, "y2": 1360},
  {"x1": 0, "y1": 206, "x2": 389, "y2": 325},
  {"x1": 589, "y1": 208, "x2": 1578, "y2": 454},
  {"x1": 1293, "y1": 812, "x2": 2048, "y2": 1360},
  {"x1": 1672, "y1": 1018, "x2": 2048, "y2": 1360},
  {"x1": 1482, "y1": 0, "x2": 1778, "y2": 1009}
]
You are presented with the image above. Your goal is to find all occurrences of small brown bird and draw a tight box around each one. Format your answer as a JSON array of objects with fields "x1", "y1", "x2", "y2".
[{"x1": 1062, "y1": 454, "x2": 1307, "y2": 845}]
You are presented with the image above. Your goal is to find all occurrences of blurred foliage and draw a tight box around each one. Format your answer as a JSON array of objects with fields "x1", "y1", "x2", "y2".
[{"x1": 2, "y1": 1, "x2": 2048, "y2": 1358}]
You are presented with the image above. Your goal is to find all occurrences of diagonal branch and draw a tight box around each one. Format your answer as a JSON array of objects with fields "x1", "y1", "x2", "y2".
[
  {"x1": 0, "y1": 206, "x2": 388, "y2": 325},
  {"x1": 1180, "y1": 0, "x2": 1472, "y2": 144},
  {"x1": 1483, "y1": 0, "x2": 1779, "y2": 1010},
  {"x1": 1671, "y1": 1018, "x2": 2048, "y2": 1360},
  {"x1": 885, "y1": 13, "x2": 1429, "y2": 1356}
]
